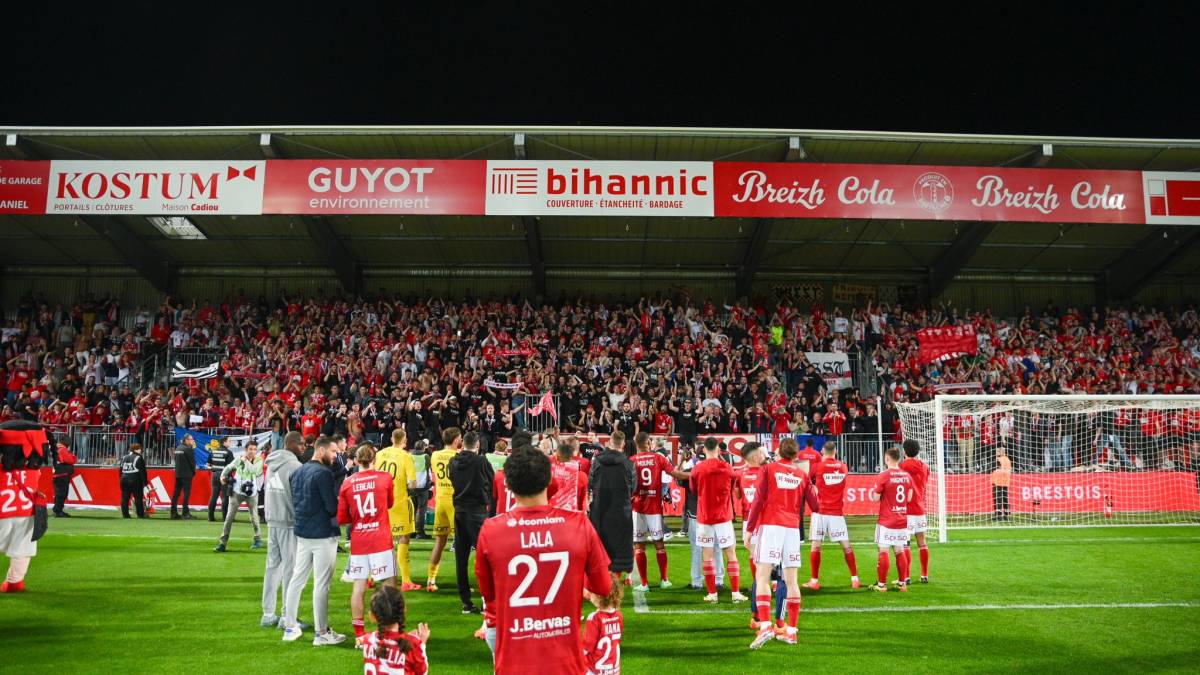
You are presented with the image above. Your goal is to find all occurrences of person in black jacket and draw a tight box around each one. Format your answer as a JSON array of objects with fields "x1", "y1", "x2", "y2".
[
  {"x1": 449, "y1": 431, "x2": 494, "y2": 613},
  {"x1": 171, "y1": 434, "x2": 197, "y2": 520},
  {"x1": 206, "y1": 437, "x2": 234, "y2": 522},
  {"x1": 51, "y1": 442, "x2": 77, "y2": 518},
  {"x1": 119, "y1": 443, "x2": 148, "y2": 519},
  {"x1": 587, "y1": 429, "x2": 636, "y2": 577}
]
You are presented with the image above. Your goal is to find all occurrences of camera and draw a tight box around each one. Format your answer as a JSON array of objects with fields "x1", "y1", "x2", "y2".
[{"x1": 239, "y1": 481, "x2": 254, "y2": 498}]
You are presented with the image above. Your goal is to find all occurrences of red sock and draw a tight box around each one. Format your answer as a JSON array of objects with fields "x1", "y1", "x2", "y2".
[
  {"x1": 748, "y1": 559, "x2": 757, "y2": 579},
  {"x1": 655, "y1": 548, "x2": 669, "y2": 582},
  {"x1": 785, "y1": 597, "x2": 801, "y2": 628},
  {"x1": 844, "y1": 548, "x2": 858, "y2": 577},
  {"x1": 877, "y1": 551, "x2": 890, "y2": 585},
  {"x1": 728, "y1": 559, "x2": 740, "y2": 593},
  {"x1": 755, "y1": 594, "x2": 771, "y2": 623},
  {"x1": 896, "y1": 550, "x2": 910, "y2": 583},
  {"x1": 352, "y1": 619, "x2": 365, "y2": 638},
  {"x1": 635, "y1": 549, "x2": 648, "y2": 585},
  {"x1": 919, "y1": 546, "x2": 929, "y2": 577},
  {"x1": 702, "y1": 559, "x2": 717, "y2": 594},
  {"x1": 809, "y1": 550, "x2": 821, "y2": 579}
]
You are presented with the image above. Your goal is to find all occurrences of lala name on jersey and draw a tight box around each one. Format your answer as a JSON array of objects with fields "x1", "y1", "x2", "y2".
[{"x1": 508, "y1": 514, "x2": 566, "y2": 549}]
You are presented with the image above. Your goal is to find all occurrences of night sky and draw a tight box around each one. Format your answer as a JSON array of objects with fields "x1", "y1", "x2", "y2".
[{"x1": 5, "y1": 4, "x2": 1196, "y2": 137}]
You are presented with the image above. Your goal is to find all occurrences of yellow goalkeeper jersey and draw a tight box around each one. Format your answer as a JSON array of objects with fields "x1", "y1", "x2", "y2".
[
  {"x1": 430, "y1": 447, "x2": 458, "y2": 501},
  {"x1": 374, "y1": 445, "x2": 416, "y2": 505}
]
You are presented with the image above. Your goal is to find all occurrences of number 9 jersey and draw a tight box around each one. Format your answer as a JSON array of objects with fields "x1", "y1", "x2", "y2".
[{"x1": 475, "y1": 505, "x2": 613, "y2": 675}]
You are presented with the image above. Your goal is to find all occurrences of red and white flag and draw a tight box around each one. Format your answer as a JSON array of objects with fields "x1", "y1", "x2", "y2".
[{"x1": 529, "y1": 390, "x2": 557, "y2": 421}]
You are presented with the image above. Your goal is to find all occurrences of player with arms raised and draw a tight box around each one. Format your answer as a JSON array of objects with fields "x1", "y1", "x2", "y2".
[
  {"x1": 690, "y1": 437, "x2": 746, "y2": 603},
  {"x1": 629, "y1": 431, "x2": 690, "y2": 591},
  {"x1": 475, "y1": 448, "x2": 613, "y2": 675},
  {"x1": 337, "y1": 444, "x2": 396, "y2": 644},
  {"x1": 899, "y1": 438, "x2": 930, "y2": 583},
  {"x1": 802, "y1": 442, "x2": 860, "y2": 590},
  {"x1": 869, "y1": 446, "x2": 912, "y2": 592},
  {"x1": 374, "y1": 428, "x2": 422, "y2": 592},
  {"x1": 746, "y1": 437, "x2": 818, "y2": 648}
]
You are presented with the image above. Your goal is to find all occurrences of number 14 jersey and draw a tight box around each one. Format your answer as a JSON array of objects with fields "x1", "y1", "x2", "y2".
[{"x1": 336, "y1": 469, "x2": 394, "y2": 555}]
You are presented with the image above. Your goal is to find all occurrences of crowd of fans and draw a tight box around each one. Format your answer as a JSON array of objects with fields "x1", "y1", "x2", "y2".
[{"x1": 1, "y1": 289, "x2": 1198, "y2": 471}]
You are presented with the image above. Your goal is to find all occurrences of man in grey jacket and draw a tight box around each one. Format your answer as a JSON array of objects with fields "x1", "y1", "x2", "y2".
[
  {"x1": 261, "y1": 432, "x2": 304, "y2": 629},
  {"x1": 282, "y1": 435, "x2": 346, "y2": 647}
]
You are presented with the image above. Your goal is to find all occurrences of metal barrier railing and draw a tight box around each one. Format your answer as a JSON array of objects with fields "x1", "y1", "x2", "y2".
[
  {"x1": 53, "y1": 426, "x2": 178, "y2": 467},
  {"x1": 827, "y1": 432, "x2": 888, "y2": 473}
]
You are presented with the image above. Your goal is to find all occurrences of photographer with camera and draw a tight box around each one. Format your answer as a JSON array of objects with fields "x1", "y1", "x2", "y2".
[{"x1": 214, "y1": 441, "x2": 264, "y2": 552}]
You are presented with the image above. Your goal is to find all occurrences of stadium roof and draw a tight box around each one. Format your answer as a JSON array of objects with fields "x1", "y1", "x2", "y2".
[{"x1": 2, "y1": 125, "x2": 1198, "y2": 300}]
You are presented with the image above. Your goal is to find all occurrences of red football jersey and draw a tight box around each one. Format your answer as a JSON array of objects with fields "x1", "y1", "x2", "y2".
[
  {"x1": 745, "y1": 459, "x2": 813, "y2": 530},
  {"x1": 550, "y1": 459, "x2": 588, "y2": 512},
  {"x1": 811, "y1": 456, "x2": 850, "y2": 516},
  {"x1": 630, "y1": 452, "x2": 673, "y2": 515},
  {"x1": 689, "y1": 457, "x2": 737, "y2": 525},
  {"x1": 475, "y1": 505, "x2": 613, "y2": 675},
  {"x1": 359, "y1": 630, "x2": 428, "y2": 674},
  {"x1": 493, "y1": 469, "x2": 518, "y2": 515},
  {"x1": 582, "y1": 609, "x2": 624, "y2": 675},
  {"x1": 337, "y1": 469, "x2": 395, "y2": 555},
  {"x1": 0, "y1": 469, "x2": 41, "y2": 520},
  {"x1": 736, "y1": 464, "x2": 761, "y2": 518},
  {"x1": 873, "y1": 468, "x2": 913, "y2": 529},
  {"x1": 300, "y1": 414, "x2": 321, "y2": 438},
  {"x1": 796, "y1": 447, "x2": 823, "y2": 475},
  {"x1": 899, "y1": 457, "x2": 929, "y2": 516}
]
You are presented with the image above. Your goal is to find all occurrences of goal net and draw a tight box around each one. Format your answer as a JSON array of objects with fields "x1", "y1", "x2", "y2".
[{"x1": 896, "y1": 395, "x2": 1200, "y2": 542}]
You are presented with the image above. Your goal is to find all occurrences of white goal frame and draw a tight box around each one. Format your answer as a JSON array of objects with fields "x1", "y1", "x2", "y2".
[{"x1": 929, "y1": 394, "x2": 1200, "y2": 543}]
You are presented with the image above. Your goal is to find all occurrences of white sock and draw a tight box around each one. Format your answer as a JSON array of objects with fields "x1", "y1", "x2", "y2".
[{"x1": 5, "y1": 556, "x2": 30, "y2": 583}]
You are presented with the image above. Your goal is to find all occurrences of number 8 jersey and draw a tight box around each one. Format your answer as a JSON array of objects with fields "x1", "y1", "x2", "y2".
[
  {"x1": 475, "y1": 504, "x2": 613, "y2": 675},
  {"x1": 872, "y1": 467, "x2": 912, "y2": 530}
]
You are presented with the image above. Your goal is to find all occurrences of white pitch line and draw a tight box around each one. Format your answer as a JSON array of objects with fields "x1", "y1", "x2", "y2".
[{"x1": 641, "y1": 601, "x2": 1200, "y2": 615}]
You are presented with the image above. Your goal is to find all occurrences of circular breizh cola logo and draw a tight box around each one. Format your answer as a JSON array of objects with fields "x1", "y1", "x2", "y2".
[{"x1": 913, "y1": 172, "x2": 954, "y2": 213}]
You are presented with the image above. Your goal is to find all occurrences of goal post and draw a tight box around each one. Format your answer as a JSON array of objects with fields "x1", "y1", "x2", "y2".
[{"x1": 896, "y1": 395, "x2": 1200, "y2": 542}]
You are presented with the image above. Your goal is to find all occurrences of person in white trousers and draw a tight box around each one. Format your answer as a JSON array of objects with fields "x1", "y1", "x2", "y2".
[
  {"x1": 261, "y1": 432, "x2": 305, "y2": 628},
  {"x1": 282, "y1": 436, "x2": 345, "y2": 646}
]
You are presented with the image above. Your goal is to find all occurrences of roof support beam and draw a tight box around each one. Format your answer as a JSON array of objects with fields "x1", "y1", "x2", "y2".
[
  {"x1": 736, "y1": 219, "x2": 774, "y2": 297},
  {"x1": 81, "y1": 216, "x2": 174, "y2": 293},
  {"x1": 521, "y1": 216, "x2": 545, "y2": 297},
  {"x1": 1030, "y1": 143, "x2": 1053, "y2": 167},
  {"x1": 928, "y1": 221, "x2": 995, "y2": 298},
  {"x1": 300, "y1": 216, "x2": 360, "y2": 295},
  {"x1": 785, "y1": 136, "x2": 807, "y2": 161},
  {"x1": 1101, "y1": 226, "x2": 1200, "y2": 302},
  {"x1": 260, "y1": 136, "x2": 360, "y2": 294}
]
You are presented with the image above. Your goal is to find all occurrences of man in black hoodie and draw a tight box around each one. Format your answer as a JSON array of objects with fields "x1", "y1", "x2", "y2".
[
  {"x1": 449, "y1": 431, "x2": 494, "y2": 613},
  {"x1": 587, "y1": 429, "x2": 636, "y2": 576}
]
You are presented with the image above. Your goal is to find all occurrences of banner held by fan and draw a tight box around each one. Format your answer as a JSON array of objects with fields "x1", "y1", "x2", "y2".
[
  {"x1": 917, "y1": 324, "x2": 979, "y2": 364},
  {"x1": 529, "y1": 391, "x2": 558, "y2": 422}
]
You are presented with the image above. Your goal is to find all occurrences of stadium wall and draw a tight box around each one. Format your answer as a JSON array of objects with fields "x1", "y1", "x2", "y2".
[{"x1": 4, "y1": 268, "x2": 1197, "y2": 321}]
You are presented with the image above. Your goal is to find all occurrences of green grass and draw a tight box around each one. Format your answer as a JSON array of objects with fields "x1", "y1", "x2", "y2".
[{"x1": 3, "y1": 511, "x2": 1200, "y2": 674}]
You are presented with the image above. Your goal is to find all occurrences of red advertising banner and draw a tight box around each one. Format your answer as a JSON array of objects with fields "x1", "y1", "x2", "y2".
[
  {"x1": 0, "y1": 160, "x2": 51, "y2": 214},
  {"x1": 39, "y1": 466, "x2": 1197, "y2": 518},
  {"x1": 262, "y1": 160, "x2": 486, "y2": 215},
  {"x1": 714, "y1": 162, "x2": 1146, "y2": 224},
  {"x1": 37, "y1": 468, "x2": 217, "y2": 510},
  {"x1": 1143, "y1": 171, "x2": 1200, "y2": 225},
  {"x1": 917, "y1": 324, "x2": 979, "y2": 364}
]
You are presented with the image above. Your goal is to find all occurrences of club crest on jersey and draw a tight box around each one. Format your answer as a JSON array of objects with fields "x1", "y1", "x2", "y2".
[{"x1": 775, "y1": 472, "x2": 802, "y2": 489}]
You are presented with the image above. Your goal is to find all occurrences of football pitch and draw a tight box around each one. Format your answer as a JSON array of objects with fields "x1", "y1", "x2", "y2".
[{"x1": 3, "y1": 512, "x2": 1199, "y2": 674}]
